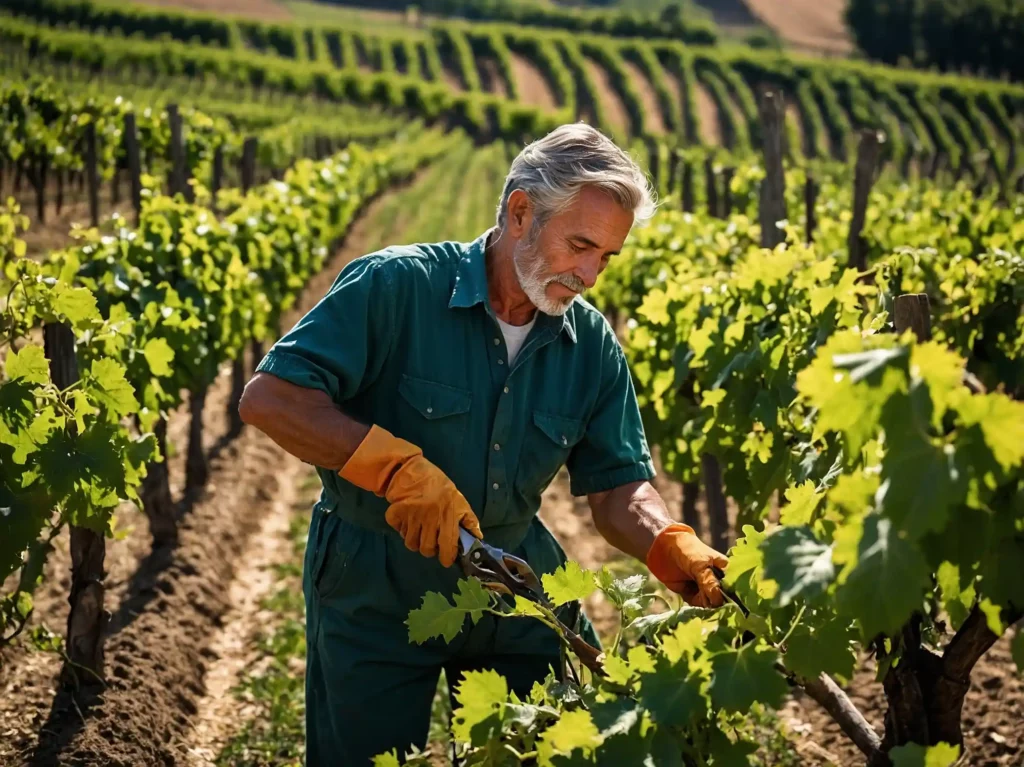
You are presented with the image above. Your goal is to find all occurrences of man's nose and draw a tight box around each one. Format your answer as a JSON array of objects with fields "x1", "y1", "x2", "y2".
[{"x1": 576, "y1": 254, "x2": 601, "y2": 288}]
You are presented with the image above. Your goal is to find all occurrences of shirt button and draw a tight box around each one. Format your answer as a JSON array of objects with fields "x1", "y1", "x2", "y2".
[
  {"x1": 493, "y1": 443, "x2": 501, "y2": 451},
  {"x1": 426, "y1": 407, "x2": 433, "y2": 414},
  {"x1": 492, "y1": 482, "x2": 499, "y2": 490},
  {"x1": 561, "y1": 436, "x2": 567, "y2": 445},
  {"x1": 497, "y1": 359, "x2": 504, "y2": 366},
  {"x1": 493, "y1": 338, "x2": 500, "y2": 345},
  {"x1": 503, "y1": 386, "x2": 509, "y2": 394}
]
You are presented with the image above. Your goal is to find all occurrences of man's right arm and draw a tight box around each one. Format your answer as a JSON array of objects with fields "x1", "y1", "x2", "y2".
[{"x1": 239, "y1": 371, "x2": 370, "y2": 472}]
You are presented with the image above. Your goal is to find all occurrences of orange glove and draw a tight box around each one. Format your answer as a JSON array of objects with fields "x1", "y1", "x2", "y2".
[
  {"x1": 646, "y1": 523, "x2": 729, "y2": 607},
  {"x1": 339, "y1": 425, "x2": 482, "y2": 567}
]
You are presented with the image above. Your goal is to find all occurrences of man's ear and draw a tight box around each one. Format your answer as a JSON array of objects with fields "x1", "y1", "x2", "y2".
[{"x1": 506, "y1": 190, "x2": 532, "y2": 236}]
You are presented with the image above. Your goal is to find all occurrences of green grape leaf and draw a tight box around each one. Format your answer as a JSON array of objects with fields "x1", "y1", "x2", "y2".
[
  {"x1": 935, "y1": 562, "x2": 974, "y2": 631},
  {"x1": 956, "y1": 393, "x2": 1024, "y2": 472},
  {"x1": 709, "y1": 645, "x2": 787, "y2": 713},
  {"x1": 53, "y1": 282, "x2": 99, "y2": 325},
  {"x1": 890, "y1": 742, "x2": 960, "y2": 767},
  {"x1": 761, "y1": 526, "x2": 835, "y2": 607},
  {"x1": 707, "y1": 728, "x2": 758, "y2": 767},
  {"x1": 452, "y1": 669, "x2": 507, "y2": 745},
  {"x1": 603, "y1": 654, "x2": 634, "y2": 686},
  {"x1": 783, "y1": 616, "x2": 857, "y2": 681},
  {"x1": 7, "y1": 345, "x2": 49, "y2": 385},
  {"x1": 978, "y1": 599, "x2": 1003, "y2": 635},
  {"x1": 542, "y1": 561, "x2": 597, "y2": 606},
  {"x1": 780, "y1": 481, "x2": 822, "y2": 526},
  {"x1": 638, "y1": 657, "x2": 707, "y2": 727},
  {"x1": 723, "y1": 525, "x2": 767, "y2": 587},
  {"x1": 84, "y1": 358, "x2": 139, "y2": 417},
  {"x1": 836, "y1": 516, "x2": 930, "y2": 638},
  {"x1": 406, "y1": 579, "x2": 490, "y2": 645},
  {"x1": 143, "y1": 338, "x2": 176, "y2": 377},
  {"x1": 0, "y1": 491, "x2": 50, "y2": 581},
  {"x1": 371, "y1": 751, "x2": 400, "y2": 767},
  {"x1": 660, "y1": 618, "x2": 709, "y2": 664},
  {"x1": 537, "y1": 709, "x2": 600, "y2": 766}
]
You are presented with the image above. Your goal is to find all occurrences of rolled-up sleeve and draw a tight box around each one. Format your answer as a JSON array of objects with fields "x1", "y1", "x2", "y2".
[
  {"x1": 566, "y1": 339, "x2": 656, "y2": 496},
  {"x1": 255, "y1": 255, "x2": 394, "y2": 403}
]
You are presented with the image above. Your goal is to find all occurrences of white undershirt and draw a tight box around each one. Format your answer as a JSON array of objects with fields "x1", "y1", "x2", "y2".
[{"x1": 496, "y1": 315, "x2": 536, "y2": 365}]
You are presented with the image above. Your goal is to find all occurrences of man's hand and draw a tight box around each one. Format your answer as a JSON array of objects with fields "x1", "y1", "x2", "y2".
[
  {"x1": 340, "y1": 425, "x2": 482, "y2": 567},
  {"x1": 645, "y1": 523, "x2": 729, "y2": 607}
]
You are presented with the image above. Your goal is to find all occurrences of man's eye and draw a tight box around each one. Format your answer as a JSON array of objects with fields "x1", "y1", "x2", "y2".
[{"x1": 569, "y1": 242, "x2": 585, "y2": 253}]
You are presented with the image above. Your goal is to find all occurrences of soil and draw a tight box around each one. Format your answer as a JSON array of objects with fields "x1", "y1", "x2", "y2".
[
  {"x1": 742, "y1": 0, "x2": 853, "y2": 56},
  {"x1": 508, "y1": 52, "x2": 559, "y2": 114},
  {"x1": 478, "y1": 58, "x2": 509, "y2": 100},
  {"x1": 694, "y1": 80, "x2": 725, "y2": 147},
  {"x1": 130, "y1": 0, "x2": 291, "y2": 21},
  {"x1": 621, "y1": 58, "x2": 667, "y2": 135},
  {"x1": 583, "y1": 58, "x2": 632, "y2": 139}
]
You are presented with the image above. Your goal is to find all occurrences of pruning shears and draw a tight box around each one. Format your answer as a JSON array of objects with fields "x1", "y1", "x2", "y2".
[
  {"x1": 457, "y1": 527, "x2": 551, "y2": 608},
  {"x1": 712, "y1": 566, "x2": 750, "y2": 617},
  {"x1": 457, "y1": 527, "x2": 607, "y2": 675}
]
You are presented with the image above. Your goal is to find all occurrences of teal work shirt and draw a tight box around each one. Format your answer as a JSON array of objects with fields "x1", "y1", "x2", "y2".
[{"x1": 256, "y1": 228, "x2": 655, "y2": 552}]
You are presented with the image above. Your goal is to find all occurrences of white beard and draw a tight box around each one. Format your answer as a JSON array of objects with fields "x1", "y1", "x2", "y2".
[{"x1": 512, "y1": 239, "x2": 579, "y2": 317}]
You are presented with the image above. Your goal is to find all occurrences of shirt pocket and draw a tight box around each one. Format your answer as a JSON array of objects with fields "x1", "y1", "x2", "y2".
[
  {"x1": 396, "y1": 374, "x2": 473, "y2": 465},
  {"x1": 516, "y1": 411, "x2": 586, "y2": 496}
]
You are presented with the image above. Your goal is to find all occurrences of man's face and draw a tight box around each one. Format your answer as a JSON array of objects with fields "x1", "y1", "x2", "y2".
[{"x1": 513, "y1": 186, "x2": 634, "y2": 316}]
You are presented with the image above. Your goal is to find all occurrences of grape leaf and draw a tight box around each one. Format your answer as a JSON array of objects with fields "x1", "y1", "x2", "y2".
[
  {"x1": 7, "y1": 345, "x2": 49, "y2": 385},
  {"x1": 537, "y1": 709, "x2": 600, "y2": 766},
  {"x1": 53, "y1": 282, "x2": 99, "y2": 325},
  {"x1": 542, "y1": 561, "x2": 597, "y2": 606},
  {"x1": 956, "y1": 393, "x2": 1024, "y2": 472},
  {"x1": 406, "y1": 579, "x2": 490, "y2": 644},
  {"x1": 723, "y1": 524, "x2": 767, "y2": 587},
  {"x1": 835, "y1": 516, "x2": 930, "y2": 638},
  {"x1": 143, "y1": 338, "x2": 175, "y2": 377},
  {"x1": 660, "y1": 618, "x2": 708, "y2": 663},
  {"x1": 709, "y1": 645, "x2": 787, "y2": 713},
  {"x1": 935, "y1": 562, "x2": 974, "y2": 631},
  {"x1": 603, "y1": 654, "x2": 633, "y2": 686},
  {"x1": 707, "y1": 728, "x2": 759, "y2": 767},
  {"x1": 638, "y1": 657, "x2": 707, "y2": 727},
  {"x1": 452, "y1": 669, "x2": 506, "y2": 745},
  {"x1": 780, "y1": 481, "x2": 822, "y2": 526},
  {"x1": 762, "y1": 526, "x2": 835, "y2": 607},
  {"x1": 371, "y1": 751, "x2": 400, "y2": 767},
  {"x1": 84, "y1": 358, "x2": 139, "y2": 417},
  {"x1": 890, "y1": 742, "x2": 960, "y2": 767},
  {"x1": 783, "y1": 616, "x2": 857, "y2": 681}
]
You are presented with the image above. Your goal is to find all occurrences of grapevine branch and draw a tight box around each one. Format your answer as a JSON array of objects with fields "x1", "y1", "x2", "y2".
[{"x1": 798, "y1": 672, "x2": 883, "y2": 761}]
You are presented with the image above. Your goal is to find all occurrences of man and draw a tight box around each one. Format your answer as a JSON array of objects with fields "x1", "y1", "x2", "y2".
[{"x1": 239, "y1": 123, "x2": 729, "y2": 765}]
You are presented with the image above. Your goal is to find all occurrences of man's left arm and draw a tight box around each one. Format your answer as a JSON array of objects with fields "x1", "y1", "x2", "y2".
[{"x1": 566, "y1": 339, "x2": 727, "y2": 607}]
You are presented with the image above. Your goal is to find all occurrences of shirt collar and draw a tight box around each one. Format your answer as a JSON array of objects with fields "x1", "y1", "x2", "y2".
[{"x1": 449, "y1": 228, "x2": 578, "y2": 344}]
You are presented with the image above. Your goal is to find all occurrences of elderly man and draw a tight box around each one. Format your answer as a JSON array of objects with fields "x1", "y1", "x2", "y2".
[{"x1": 239, "y1": 123, "x2": 729, "y2": 765}]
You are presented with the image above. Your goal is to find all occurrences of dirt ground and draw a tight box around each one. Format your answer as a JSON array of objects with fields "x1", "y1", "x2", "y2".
[
  {"x1": 131, "y1": 0, "x2": 291, "y2": 21},
  {"x1": 621, "y1": 58, "x2": 667, "y2": 135},
  {"x1": 583, "y1": 57, "x2": 631, "y2": 139},
  {"x1": 742, "y1": 0, "x2": 853, "y2": 55},
  {"x1": 508, "y1": 52, "x2": 559, "y2": 114}
]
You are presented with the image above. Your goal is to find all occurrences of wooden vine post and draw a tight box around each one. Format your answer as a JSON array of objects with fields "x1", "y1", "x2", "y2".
[
  {"x1": 228, "y1": 137, "x2": 260, "y2": 437},
  {"x1": 704, "y1": 155, "x2": 719, "y2": 218},
  {"x1": 44, "y1": 323, "x2": 108, "y2": 690},
  {"x1": 666, "y1": 148, "x2": 680, "y2": 197},
  {"x1": 169, "y1": 104, "x2": 207, "y2": 495},
  {"x1": 123, "y1": 112, "x2": 143, "y2": 226},
  {"x1": 848, "y1": 129, "x2": 885, "y2": 272},
  {"x1": 646, "y1": 138, "x2": 660, "y2": 196},
  {"x1": 721, "y1": 166, "x2": 735, "y2": 217},
  {"x1": 84, "y1": 122, "x2": 100, "y2": 228},
  {"x1": 757, "y1": 86, "x2": 787, "y2": 249},
  {"x1": 34, "y1": 153, "x2": 48, "y2": 224},
  {"x1": 804, "y1": 174, "x2": 818, "y2": 244},
  {"x1": 681, "y1": 159, "x2": 695, "y2": 212}
]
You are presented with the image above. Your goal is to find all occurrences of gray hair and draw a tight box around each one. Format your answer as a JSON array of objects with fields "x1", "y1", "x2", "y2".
[{"x1": 495, "y1": 123, "x2": 657, "y2": 235}]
